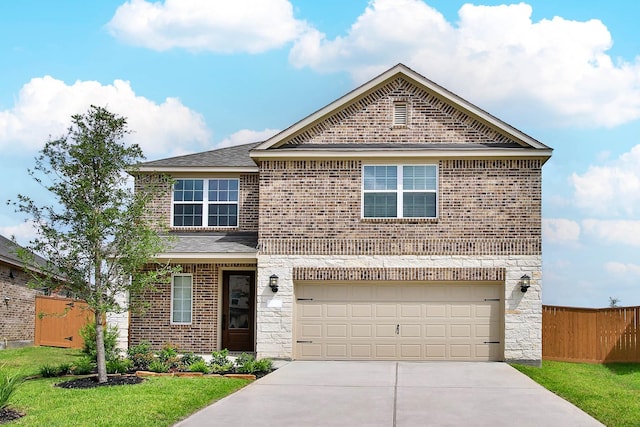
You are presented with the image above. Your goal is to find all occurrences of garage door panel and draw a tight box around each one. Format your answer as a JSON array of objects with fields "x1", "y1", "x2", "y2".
[
  {"x1": 351, "y1": 324, "x2": 373, "y2": 338},
  {"x1": 295, "y1": 283, "x2": 502, "y2": 361},
  {"x1": 326, "y1": 304, "x2": 347, "y2": 318},
  {"x1": 326, "y1": 324, "x2": 348, "y2": 338},
  {"x1": 351, "y1": 304, "x2": 372, "y2": 317}
]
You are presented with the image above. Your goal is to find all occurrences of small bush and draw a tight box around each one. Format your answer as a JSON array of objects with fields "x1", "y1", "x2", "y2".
[
  {"x1": 58, "y1": 362, "x2": 73, "y2": 375},
  {"x1": 187, "y1": 360, "x2": 209, "y2": 374},
  {"x1": 235, "y1": 353, "x2": 258, "y2": 374},
  {"x1": 71, "y1": 357, "x2": 95, "y2": 375},
  {"x1": 211, "y1": 349, "x2": 231, "y2": 366},
  {"x1": 0, "y1": 365, "x2": 25, "y2": 410},
  {"x1": 254, "y1": 358, "x2": 273, "y2": 373},
  {"x1": 158, "y1": 344, "x2": 182, "y2": 370},
  {"x1": 148, "y1": 360, "x2": 169, "y2": 374},
  {"x1": 210, "y1": 349, "x2": 233, "y2": 373},
  {"x1": 127, "y1": 341, "x2": 154, "y2": 371},
  {"x1": 79, "y1": 322, "x2": 120, "y2": 362},
  {"x1": 180, "y1": 352, "x2": 203, "y2": 367},
  {"x1": 39, "y1": 364, "x2": 62, "y2": 378},
  {"x1": 107, "y1": 358, "x2": 133, "y2": 374}
]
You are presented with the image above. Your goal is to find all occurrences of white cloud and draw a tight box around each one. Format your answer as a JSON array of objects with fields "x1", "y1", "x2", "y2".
[
  {"x1": 289, "y1": 0, "x2": 640, "y2": 128},
  {"x1": 570, "y1": 145, "x2": 640, "y2": 217},
  {"x1": 217, "y1": 128, "x2": 280, "y2": 148},
  {"x1": 604, "y1": 262, "x2": 640, "y2": 277},
  {"x1": 582, "y1": 219, "x2": 640, "y2": 246},
  {"x1": 0, "y1": 76, "x2": 211, "y2": 157},
  {"x1": 543, "y1": 218, "x2": 581, "y2": 244},
  {"x1": 107, "y1": 0, "x2": 310, "y2": 53},
  {"x1": 0, "y1": 221, "x2": 38, "y2": 246}
]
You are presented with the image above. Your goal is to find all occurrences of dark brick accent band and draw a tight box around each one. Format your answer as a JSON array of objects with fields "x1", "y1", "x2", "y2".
[
  {"x1": 260, "y1": 238, "x2": 541, "y2": 256},
  {"x1": 293, "y1": 267, "x2": 506, "y2": 282}
]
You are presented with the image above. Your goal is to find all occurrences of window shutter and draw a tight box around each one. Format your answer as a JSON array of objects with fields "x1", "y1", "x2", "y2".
[{"x1": 394, "y1": 103, "x2": 407, "y2": 125}]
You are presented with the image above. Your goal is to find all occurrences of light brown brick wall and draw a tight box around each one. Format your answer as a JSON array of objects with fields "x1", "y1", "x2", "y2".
[
  {"x1": 135, "y1": 173, "x2": 259, "y2": 232},
  {"x1": 258, "y1": 159, "x2": 542, "y2": 255},
  {"x1": 129, "y1": 263, "x2": 256, "y2": 353}
]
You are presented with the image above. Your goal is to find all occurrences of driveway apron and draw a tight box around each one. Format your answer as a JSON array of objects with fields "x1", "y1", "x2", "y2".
[{"x1": 174, "y1": 361, "x2": 603, "y2": 427}]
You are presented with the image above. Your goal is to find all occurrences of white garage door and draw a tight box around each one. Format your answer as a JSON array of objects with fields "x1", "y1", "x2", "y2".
[{"x1": 295, "y1": 283, "x2": 502, "y2": 361}]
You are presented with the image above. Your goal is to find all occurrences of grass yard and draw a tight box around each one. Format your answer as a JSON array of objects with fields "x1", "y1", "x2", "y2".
[
  {"x1": 1, "y1": 347, "x2": 250, "y2": 427},
  {"x1": 513, "y1": 360, "x2": 640, "y2": 427}
]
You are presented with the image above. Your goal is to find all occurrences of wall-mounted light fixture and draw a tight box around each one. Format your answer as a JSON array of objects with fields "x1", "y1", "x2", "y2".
[
  {"x1": 519, "y1": 274, "x2": 531, "y2": 293},
  {"x1": 269, "y1": 274, "x2": 279, "y2": 293},
  {"x1": 9, "y1": 269, "x2": 14, "y2": 279},
  {"x1": 3, "y1": 297, "x2": 10, "y2": 307}
]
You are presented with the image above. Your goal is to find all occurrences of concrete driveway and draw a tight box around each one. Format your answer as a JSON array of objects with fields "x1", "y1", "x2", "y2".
[{"x1": 175, "y1": 361, "x2": 603, "y2": 427}]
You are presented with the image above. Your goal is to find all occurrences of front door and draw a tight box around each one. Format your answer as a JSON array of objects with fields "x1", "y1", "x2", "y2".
[{"x1": 222, "y1": 271, "x2": 255, "y2": 351}]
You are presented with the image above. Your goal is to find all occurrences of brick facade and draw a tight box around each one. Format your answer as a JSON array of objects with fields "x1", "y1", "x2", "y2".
[
  {"x1": 129, "y1": 263, "x2": 256, "y2": 353},
  {"x1": 258, "y1": 159, "x2": 541, "y2": 255},
  {"x1": 0, "y1": 263, "x2": 40, "y2": 346}
]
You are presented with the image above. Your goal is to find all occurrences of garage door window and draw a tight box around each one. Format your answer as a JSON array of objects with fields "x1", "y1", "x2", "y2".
[{"x1": 363, "y1": 165, "x2": 437, "y2": 218}]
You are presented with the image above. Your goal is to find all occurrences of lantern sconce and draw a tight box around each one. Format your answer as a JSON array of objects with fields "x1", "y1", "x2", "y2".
[
  {"x1": 519, "y1": 274, "x2": 531, "y2": 293},
  {"x1": 269, "y1": 274, "x2": 279, "y2": 293},
  {"x1": 9, "y1": 269, "x2": 14, "y2": 279}
]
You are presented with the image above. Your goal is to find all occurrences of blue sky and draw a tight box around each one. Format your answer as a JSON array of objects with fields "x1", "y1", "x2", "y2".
[{"x1": 1, "y1": 0, "x2": 639, "y2": 308}]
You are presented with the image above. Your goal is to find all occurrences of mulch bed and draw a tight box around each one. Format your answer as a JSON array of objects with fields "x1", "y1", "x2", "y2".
[
  {"x1": 0, "y1": 408, "x2": 25, "y2": 424},
  {"x1": 55, "y1": 375, "x2": 144, "y2": 389}
]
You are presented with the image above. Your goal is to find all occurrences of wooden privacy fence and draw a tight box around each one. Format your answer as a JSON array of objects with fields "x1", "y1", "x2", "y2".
[
  {"x1": 34, "y1": 296, "x2": 92, "y2": 349},
  {"x1": 543, "y1": 305, "x2": 640, "y2": 363}
]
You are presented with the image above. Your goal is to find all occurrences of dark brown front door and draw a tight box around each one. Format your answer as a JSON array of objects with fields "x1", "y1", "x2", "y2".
[{"x1": 222, "y1": 271, "x2": 255, "y2": 351}]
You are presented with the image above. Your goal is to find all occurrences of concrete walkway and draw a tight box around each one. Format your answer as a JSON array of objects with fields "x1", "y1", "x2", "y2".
[{"x1": 175, "y1": 361, "x2": 603, "y2": 427}]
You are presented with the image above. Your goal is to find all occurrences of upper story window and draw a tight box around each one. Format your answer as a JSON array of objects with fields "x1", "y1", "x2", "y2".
[
  {"x1": 172, "y1": 178, "x2": 239, "y2": 227},
  {"x1": 362, "y1": 165, "x2": 437, "y2": 218}
]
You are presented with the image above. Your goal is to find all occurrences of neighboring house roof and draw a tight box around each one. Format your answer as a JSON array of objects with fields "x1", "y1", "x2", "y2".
[
  {"x1": 156, "y1": 232, "x2": 258, "y2": 262},
  {"x1": 251, "y1": 63, "x2": 552, "y2": 161},
  {"x1": 0, "y1": 234, "x2": 48, "y2": 270},
  {"x1": 136, "y1": 142, "x2": 261, "y2": 173}
]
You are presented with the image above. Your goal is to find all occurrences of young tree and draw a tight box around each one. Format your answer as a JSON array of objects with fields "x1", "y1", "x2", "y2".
[
  {"x1": 609, "y1": 297, "x2": 620, "y2": 308},
  {"x1": 11, "y1": 105, "x2": 174, "y2": 383}
]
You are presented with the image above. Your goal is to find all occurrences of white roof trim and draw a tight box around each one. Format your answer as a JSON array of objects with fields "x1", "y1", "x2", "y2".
[{"x1": 252, "y1": 64, "x2": 550, "y2": 153}]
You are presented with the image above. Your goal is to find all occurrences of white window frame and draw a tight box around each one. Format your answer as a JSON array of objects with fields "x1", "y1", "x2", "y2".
[
  {"x1": 171, "y1": 274, "x2": 193, "y2": 325},
  {"x1": 361, "y1": 164, "x2": 438, "y2": 219},
  {"x1": 171, "y1": 178, "x2": 240, "y2": 228}
]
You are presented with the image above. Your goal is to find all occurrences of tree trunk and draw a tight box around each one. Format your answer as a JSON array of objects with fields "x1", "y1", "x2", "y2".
[{"x1": 95, "y1": 310, "x2": 108, "y2": 383}]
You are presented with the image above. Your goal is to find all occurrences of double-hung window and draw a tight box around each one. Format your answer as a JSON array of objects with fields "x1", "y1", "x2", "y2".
[
  {"x1": 172, "y1": 178, "x2": 239, "y2": 227},
  {"x1": 171, "y1": 274, "x2": 192, "y2": 324},
  {"x1": 362, "y1": 165, "x2": 437, "y2": 218}
]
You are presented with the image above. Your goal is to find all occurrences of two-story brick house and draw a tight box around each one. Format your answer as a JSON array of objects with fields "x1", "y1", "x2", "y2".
[{"x1": 130, "y1": 64, "x2": 552, "y2": 365}]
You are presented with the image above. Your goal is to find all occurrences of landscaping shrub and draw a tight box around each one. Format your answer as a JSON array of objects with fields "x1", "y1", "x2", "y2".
[
  {"x1": 39, "y1": 364, "x2": 62, "y2": 378},
  {"x1": 0, "y1": 365, "x2": 25, "y2": 409},
  {"x1": 107, "y1": 358, "x2": 133, "y2": 374},
  {"x1": 148, "y1": 360, "x2": 169, "y2": 374},
  {"x1": 127, "y1": 341, "x2": 154, "y2": 371},
  {"x1": 254, "y1": 358, "x2": 273, "y2": 373},
  {"x1": 235, "y1": 353, "x2": 259, "y2": 374},
  {"x1": 71, "y1": 357, "x2": 95, "y2": 375},
  {"x1": 79, "y1": 322, "x2": 120, "y2": 362},
  {"x1": 158, "y1": 344, "x2": 181, "y2": 371},
  {"x1": 180, "y1": 352, "x2": 204, "y2": 367},
  {"x1": 210, "y1": 349, "x2": 233, "y2": 373},
  {"x1": 187, "y1": 360, "x2": 210, "y2": 374}
]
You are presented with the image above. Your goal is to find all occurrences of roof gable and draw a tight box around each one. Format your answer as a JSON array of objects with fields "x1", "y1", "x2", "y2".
[{"x1": 253, "y1": 64, "x2": 551, "y2": 153}]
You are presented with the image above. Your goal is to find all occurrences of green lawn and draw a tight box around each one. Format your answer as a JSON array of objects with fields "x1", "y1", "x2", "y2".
[
  {"x1": 513, "y1": 360, "x2": 640, "y2": 427},
  {"x1": 1, "y1": 347, "x2": 250, "y2": 427}
]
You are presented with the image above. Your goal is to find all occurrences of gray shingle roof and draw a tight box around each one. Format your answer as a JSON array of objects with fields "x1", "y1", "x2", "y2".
[
  {"x1": 0, "y1": 234, "x2": 48, "y2": 269},
  {"x1": 162, "y1": 232, "x2": 258, "y2": 254},
  {"x1": 138, "y1": 142, "x2": 260, "y2": 168}
]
